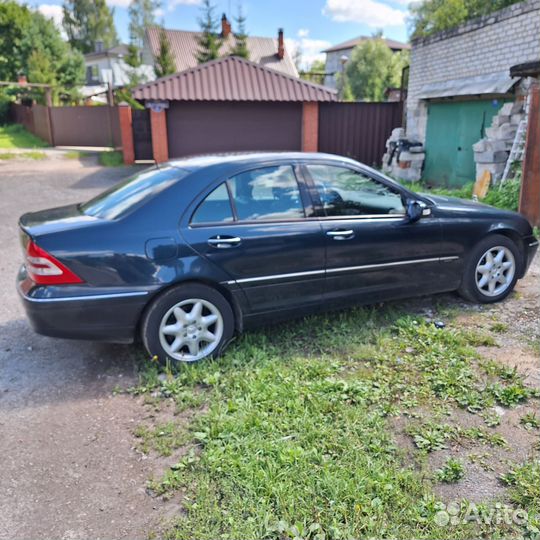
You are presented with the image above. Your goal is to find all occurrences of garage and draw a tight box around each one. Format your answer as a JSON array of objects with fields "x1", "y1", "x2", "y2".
[{"x1": 131, "y1": 56, "x2": 336, "y2": 162}]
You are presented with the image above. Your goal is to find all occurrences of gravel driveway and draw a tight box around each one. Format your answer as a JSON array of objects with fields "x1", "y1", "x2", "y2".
[{"x1": 0, "y1": 158, "x2": 168, "y2": 540}]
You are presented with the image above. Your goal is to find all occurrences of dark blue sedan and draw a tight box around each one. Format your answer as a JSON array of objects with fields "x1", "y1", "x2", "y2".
[{"x1": 17, "y1": 153, "x2": 538, "y2": 362}]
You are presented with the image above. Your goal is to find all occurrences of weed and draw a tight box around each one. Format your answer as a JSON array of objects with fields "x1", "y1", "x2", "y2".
[
  {"x1": 519, "y1": 412, "x2": 540, "y2": 431},
  {"x1": 436, "y1": 458, "x2": 465, "y2": 483},
  {"x1": 489, "y1": 321, "x2": 508, "y2": 334},
  {"x1": 99, "y1": 150, "x2": 124, "y2": 167},
  {"x1": 500, "y1": 461, "x2": 540, "y2": 507}
]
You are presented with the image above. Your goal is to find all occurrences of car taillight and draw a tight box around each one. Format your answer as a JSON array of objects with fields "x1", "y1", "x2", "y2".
[{"x1": 25, "y1": 240, "x2": 84, "y2": 285}]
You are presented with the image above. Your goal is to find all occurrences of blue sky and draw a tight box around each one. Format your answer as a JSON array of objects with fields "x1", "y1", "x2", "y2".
[{"x1": 30, "y1": 0, "x2": 411, "y2": 69}]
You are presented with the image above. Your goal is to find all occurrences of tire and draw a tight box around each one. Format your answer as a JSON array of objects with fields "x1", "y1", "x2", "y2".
[
  {"x1": 141, "y1": 283, "x2": 235, "y2": 363},
  {"x1": 458, "y1": 234, "x2": 521, "y2": 304}
]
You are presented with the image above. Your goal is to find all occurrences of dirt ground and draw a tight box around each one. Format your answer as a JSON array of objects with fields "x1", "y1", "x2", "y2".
[
  {"x1": 0, "y1": 157, "x2": 176, "y2": 540},
  {"x1": 0, "y1": 156, "x2": 538, "y2": 539}
]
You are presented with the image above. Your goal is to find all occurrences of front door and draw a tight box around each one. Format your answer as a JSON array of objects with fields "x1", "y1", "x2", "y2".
[
  {"x1": 181, "y1": 164, "x2": 325, "y2": 313},
  {"x1": 302, "y1": 162, "x2": 445, "y2": 304}
]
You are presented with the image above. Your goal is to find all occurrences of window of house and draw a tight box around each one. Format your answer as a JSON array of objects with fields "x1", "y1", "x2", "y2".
[{"x1": 306, "y1": 164, "x2": 405, "y2": 217}]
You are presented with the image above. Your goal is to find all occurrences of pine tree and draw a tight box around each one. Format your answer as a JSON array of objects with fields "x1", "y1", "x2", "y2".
[
  {"x1": 62, "y1": 0, "x2": 119, "y2": 54},
  {"x1": 229, "y1": 6, "x2": 249, "y2": 59},
  {"x1": 154, "y1": 27, "x2": 175, "y2": 78},
  {"x1": 196, "y1": 0, "x2": 222, "y2": 64},
  {"x1": 126, "y1": 0, "x2": 160, "y2": 66}
]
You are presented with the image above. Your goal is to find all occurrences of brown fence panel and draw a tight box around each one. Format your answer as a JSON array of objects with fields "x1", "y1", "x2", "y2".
[
  {"x1": 50, "y1": 106, "x2": 121, "y2": 147},
  {"x1": 318, "y1": 102, "x2": 403, "y2": 167},
  {"x1": 32, "y1": 105, "x2": 53, "y2": 145},
  {"x1": 10, "y1": 104, "x2": 34, "y2": 134}
]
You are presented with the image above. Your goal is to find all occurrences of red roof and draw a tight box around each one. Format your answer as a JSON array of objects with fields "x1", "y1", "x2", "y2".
[{"x1": 132, "y1": 56, "x2": 337, "y2": 102}]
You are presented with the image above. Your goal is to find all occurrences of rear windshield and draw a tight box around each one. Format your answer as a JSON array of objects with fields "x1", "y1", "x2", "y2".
[{"x1": 81, "y1": 166, "x2": 189, "y2": 219}]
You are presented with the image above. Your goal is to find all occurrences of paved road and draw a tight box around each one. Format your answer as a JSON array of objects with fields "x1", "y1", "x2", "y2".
[{"x1": 0, "y1": 158, "x2": 166, "y2": 540}]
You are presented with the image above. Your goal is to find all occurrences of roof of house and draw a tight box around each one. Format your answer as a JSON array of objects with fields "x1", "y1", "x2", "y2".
[
  {"x1": 323, "y1": 36, "x2": 410, "y2": 53},
  {"x1": 132, "y1": 55, "x2": 337, "y2": 102},
  {"x1": 84, "y1": 44, "x2": 129, "y2": 60},
  {"x1": 145, "y1": 27, "x2": 298, "y2": 78}
]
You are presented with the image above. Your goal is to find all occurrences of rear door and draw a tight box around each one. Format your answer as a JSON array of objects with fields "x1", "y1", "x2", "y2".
[
  {"x1": 302, "y1": 162, "x2": 445, "y2": 304},
  {"x1": 180, "y1": 163, "x2": 326, "y2": 313}
]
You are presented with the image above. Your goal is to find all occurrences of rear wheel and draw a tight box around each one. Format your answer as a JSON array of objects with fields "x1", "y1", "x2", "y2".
[
  {"x1": 458, "y1": 234, "x2": 520, "y2": 303},
  {"x1": 141, "y1": 284, "x2": 234, "y2": 363}
]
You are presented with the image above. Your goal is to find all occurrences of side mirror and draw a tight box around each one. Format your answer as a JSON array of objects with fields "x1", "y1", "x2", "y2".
[{"x1": 406, "y1": 200, "x2": 426, "y2": 223}]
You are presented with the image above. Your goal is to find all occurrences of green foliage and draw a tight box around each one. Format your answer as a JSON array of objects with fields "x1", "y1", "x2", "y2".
[
  {"x1": 345, "y1": 37, "x2": 409, "y2": 102},
  {"x1": 0, "y1": 124, "x2": 48, "y2": 148},
  {"x1": 436, "y1": 458, "x2": 465, "y2": 483},
  {"x1": 483, "y1": 180, "x2": 521, "y2": 212},
  {"x1": 300, "y1": 59, "x2": 326, "y2": 86},
  {"x1": 0, "y1": 150, "x2": 46, "y2": 160},
  {"x1": 410, "y1": 0, "x2": 522, "y2": 38},
  {"x1": 196, "y1": 0, "x2": 222, "y2": 64},
  {"x1": 229, "y1": 7, "x2": 249, "y2": 60},
  {"x1": 500, "y1": 461, "x2": 540, "y2": 507},
  {"x1": 520, "y1": 412, "x2": 540, "y2": 431},
  {"x1": 98, "y1": 150, "x2": 124, "y2": 167},
  {"x1": 0, "y1": 91, "x2": 12, "y2": 124},
  {"x1": 154, "y1": 27, "x2": 176, "y2": 78},
  {"x1": 0, "y1": 1, "x2": 85, "y2": 101},
  {"x1": 128, "y1": 0, "x2": 160, "y2": 52},
  {"x1": 62, "y1": 0, "x2": 119, "y2": 54}
]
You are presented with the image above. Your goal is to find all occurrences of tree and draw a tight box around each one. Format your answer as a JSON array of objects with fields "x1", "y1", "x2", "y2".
[
  {"x1": 229, "y1": 6, "x2": 249, "y2": 59},
  {"x1": 196, "y1": 0, "x2": 222, "y2": 64},
  {"x1": 0, "y1": 1, "x2": 84, "y2": 102},
  {"x1": 345, "y1": 38, "x2": 409, "y2": 102},
  {"x1": 154, "y1": 27, "x2": 175, "y2": 78},
  {"x1": 126, "y1": 0, "x2": 160, "y2": 66},
  {"x1": 63, "y1": 0, "x2": 119, "y2": 54},
  {"x1": 299, "y1": 59, "x2": 325, "y2": 85},
  {"x1": 410, "y1": 0, "x2": 520, "y2": 38}
]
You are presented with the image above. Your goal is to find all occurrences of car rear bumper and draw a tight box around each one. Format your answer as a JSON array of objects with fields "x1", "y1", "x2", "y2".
[{"x1": 17, "y1": 266, "x2": 153, "y2": 343}]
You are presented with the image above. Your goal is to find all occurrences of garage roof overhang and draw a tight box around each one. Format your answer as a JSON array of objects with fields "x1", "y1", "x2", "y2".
[
  {"x1": 132, "y1": 56, "x2": 337, "y2": 102},
  {"x1": 418, "y1": 71, "x2": 518, "y2": 99}
]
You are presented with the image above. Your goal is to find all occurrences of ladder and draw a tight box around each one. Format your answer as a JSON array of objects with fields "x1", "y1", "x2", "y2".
[{"x1": 500, "y1": 95, "x2": 529, "y2": 183}]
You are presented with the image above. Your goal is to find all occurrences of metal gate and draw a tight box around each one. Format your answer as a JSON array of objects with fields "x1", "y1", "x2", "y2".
[
  {"x1": 132, "y1": 108, "x2": 152, "y2": 160},
  {"x1": 318, "y1": 102, "x2": 403, "y2": 167}
]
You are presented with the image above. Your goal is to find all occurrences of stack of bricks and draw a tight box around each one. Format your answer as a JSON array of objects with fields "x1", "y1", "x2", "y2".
[
  {"x1": 382, "y1": 128, "x2": 425, "y2": 182},
  {"x1": 473, "y1": 100, "x2": 524, "y2": 182}
]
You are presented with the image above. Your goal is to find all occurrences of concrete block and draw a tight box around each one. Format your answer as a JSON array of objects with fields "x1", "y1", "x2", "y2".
[
  {"x1": 491, "y1": 115, "x2": 510, "y2": 127},
  {"x1": 510, "y1": 113, "x2": 524, "y2": 125},
  {"x1": 390, "y1": 127, "x2": 405, "y2": 140},
  {"x1": 474, "y1": 150, "x2": 508, "y2": 163},
  {"x1": 476, "y1": 162, "x2": 505, "y2": 180},
  {"x1": 473, "y1": 139, "x2": 487, "y2": 152},
  {"x1": 485, "y1": 127, "x2": 498, "y2": 139},
  {"x1": 399, "y1": 151, "x2": 425, "y2": 162},
  {"x1": 499, "y1": 103, "x2": 514, "y2": 116}
]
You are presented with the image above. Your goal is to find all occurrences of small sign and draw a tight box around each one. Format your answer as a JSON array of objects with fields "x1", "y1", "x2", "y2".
[{"x1": 146, "y1": 100, "x2": 169, "y2": 113}]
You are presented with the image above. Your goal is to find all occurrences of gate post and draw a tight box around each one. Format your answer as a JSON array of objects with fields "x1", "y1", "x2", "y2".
[
  {"x1": 118, "y1": 103, "x2": 135, "y2": 165},
  {"x1": 519, "y1": 82, "x2": 540, "y2": 226},
  {"x1": 302, "y1": 102, "x2": 319, "y2": 152},
  {"x1": 149, "y1": 108, "x2": 169, "y2": 163}
]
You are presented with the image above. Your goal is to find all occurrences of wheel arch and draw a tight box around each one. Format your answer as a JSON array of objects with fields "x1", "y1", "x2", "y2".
[{"x1": 135, "y1": 278, "x2": 243, "y2": 342}]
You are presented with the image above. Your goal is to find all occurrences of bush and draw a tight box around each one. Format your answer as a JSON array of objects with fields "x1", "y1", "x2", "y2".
[
  {"x1": 483, "y1": 179, "x2": 520, "y2": 212},
  {"x1": 0, "y1": 91, "x2": 13, "y2": 125}
]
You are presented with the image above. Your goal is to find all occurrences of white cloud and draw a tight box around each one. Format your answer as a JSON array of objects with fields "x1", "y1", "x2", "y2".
[
  {"x1": 154, "y1": 7, "x2": 165, "y2": 18},
  {"x1": 297, "y1": 28, "x2": 309, "y2": 38},
  {"x1": 285, "y1": 37, "x2": 332, "y2": 71},
  {"x1": 106, "y1": 0, "x2": 131, "y2": 6},
  {"x1": 168, "y1": 0, "x2": 202, "y2": 10},
  {"x1": 323, "y1": 0, "x2": 406, "y2": 27},
  {"x1": 37, "y1": 4, "x2": 63, "y2": 28}
]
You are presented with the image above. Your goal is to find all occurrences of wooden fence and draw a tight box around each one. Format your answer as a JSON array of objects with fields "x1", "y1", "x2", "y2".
[
  {"x1": 10, "y1": 103, "x2": 122, "y2": 148},
  {"x1": 318, "y1": 102, "x2": 403, "y2": 167}
]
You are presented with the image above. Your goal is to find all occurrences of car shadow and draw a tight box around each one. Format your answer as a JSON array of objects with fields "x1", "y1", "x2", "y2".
[{"x1": 0, "y1": 317, "x2": 145, "y2": 412}]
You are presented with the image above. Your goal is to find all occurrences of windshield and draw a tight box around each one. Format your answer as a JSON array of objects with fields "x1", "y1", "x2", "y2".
[{"x1": 81, "y1": 166, "x2": 189, "y2": 219}]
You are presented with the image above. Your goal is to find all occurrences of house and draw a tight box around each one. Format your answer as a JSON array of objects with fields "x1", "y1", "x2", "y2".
[
  {"x1": 122, "y1": 55, "x2": 335, "y2": 163},
  {"x1": 385, "y1": 0, "x2": 540, "y2": 187},
  {"x1": 323, "y1": 36, "x2": 410, "y2": 89},
  {"x1": 141, "y1": 15, "x2": 298, "y2": 79},
  {"x1": 83, "y1": 42, "x2": 154, "y2": 97}
]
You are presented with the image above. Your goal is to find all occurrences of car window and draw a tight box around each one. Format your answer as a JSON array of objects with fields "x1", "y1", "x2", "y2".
[
  {"x1": 228, "y1": 165, "x2": 305, "y2": 221},
  {"x1": 306, "y1": 164, "x2": 405, "y2": 217},
  {"x1": 81, "y1": 166, "x2": 188, "y2": 220},
  {"x1": 191, "y1": 183, "x2": 234, "y2": 224}
]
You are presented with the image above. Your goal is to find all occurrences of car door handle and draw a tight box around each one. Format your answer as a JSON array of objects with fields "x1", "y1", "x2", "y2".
[
  {"x1": 326, "y1": 229, "x2": 354, "y2": 240},
  {"x1": 207, "y1": 235, "x2": 242, "y2": 248}
]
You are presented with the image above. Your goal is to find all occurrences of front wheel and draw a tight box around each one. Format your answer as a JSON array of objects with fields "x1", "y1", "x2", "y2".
[
  {"x1": 141, "y1": 284, "x2": 235, "y2": 363},
  {"x1": 458, "y1": 234, "x2": 521, "y2": 303}
]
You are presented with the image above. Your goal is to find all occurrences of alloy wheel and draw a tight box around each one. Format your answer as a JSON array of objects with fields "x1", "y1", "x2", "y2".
[{"x1": 475, "y1": 246, "x2": 515, "y2": 297}]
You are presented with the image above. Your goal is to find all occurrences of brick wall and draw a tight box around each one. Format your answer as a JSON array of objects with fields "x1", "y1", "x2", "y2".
[{"x1": 407, "y1": 0, "x2": 540, "y2": 142}]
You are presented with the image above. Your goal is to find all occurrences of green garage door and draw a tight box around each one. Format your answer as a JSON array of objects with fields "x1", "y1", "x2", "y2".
[{"x1": 423, "y1": 100, "x2": 505, "y2": 187}]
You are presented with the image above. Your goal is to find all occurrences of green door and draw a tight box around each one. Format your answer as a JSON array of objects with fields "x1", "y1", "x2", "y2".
[{"x1": 423, "y1": 100, "x2": 504, "y2": 187}]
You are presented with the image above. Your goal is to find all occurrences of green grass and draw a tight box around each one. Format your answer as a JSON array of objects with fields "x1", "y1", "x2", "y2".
[
  {"x1": 131, "y1": 308, "x2": 539, "y2": 540},
  {"x1": 0, "y1": 150, "x2": 46, "y2": 160},
  {"x1": 0, "y1": 124, "x2": 48, "y2": 149},
  {"x1": 99, "y1": 150, "x2": 123, "y2": 167},
  {"x1": 64, "y1": 150, "x2": 93, "y2": 160},
  {"x1": 436, "y1": 458, "x2": 465, "y2": 483}
]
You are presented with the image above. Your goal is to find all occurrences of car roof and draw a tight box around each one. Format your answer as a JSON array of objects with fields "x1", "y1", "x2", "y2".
[{"x1": 167, "y1": 152, "x2": 359, "y2": 171}]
